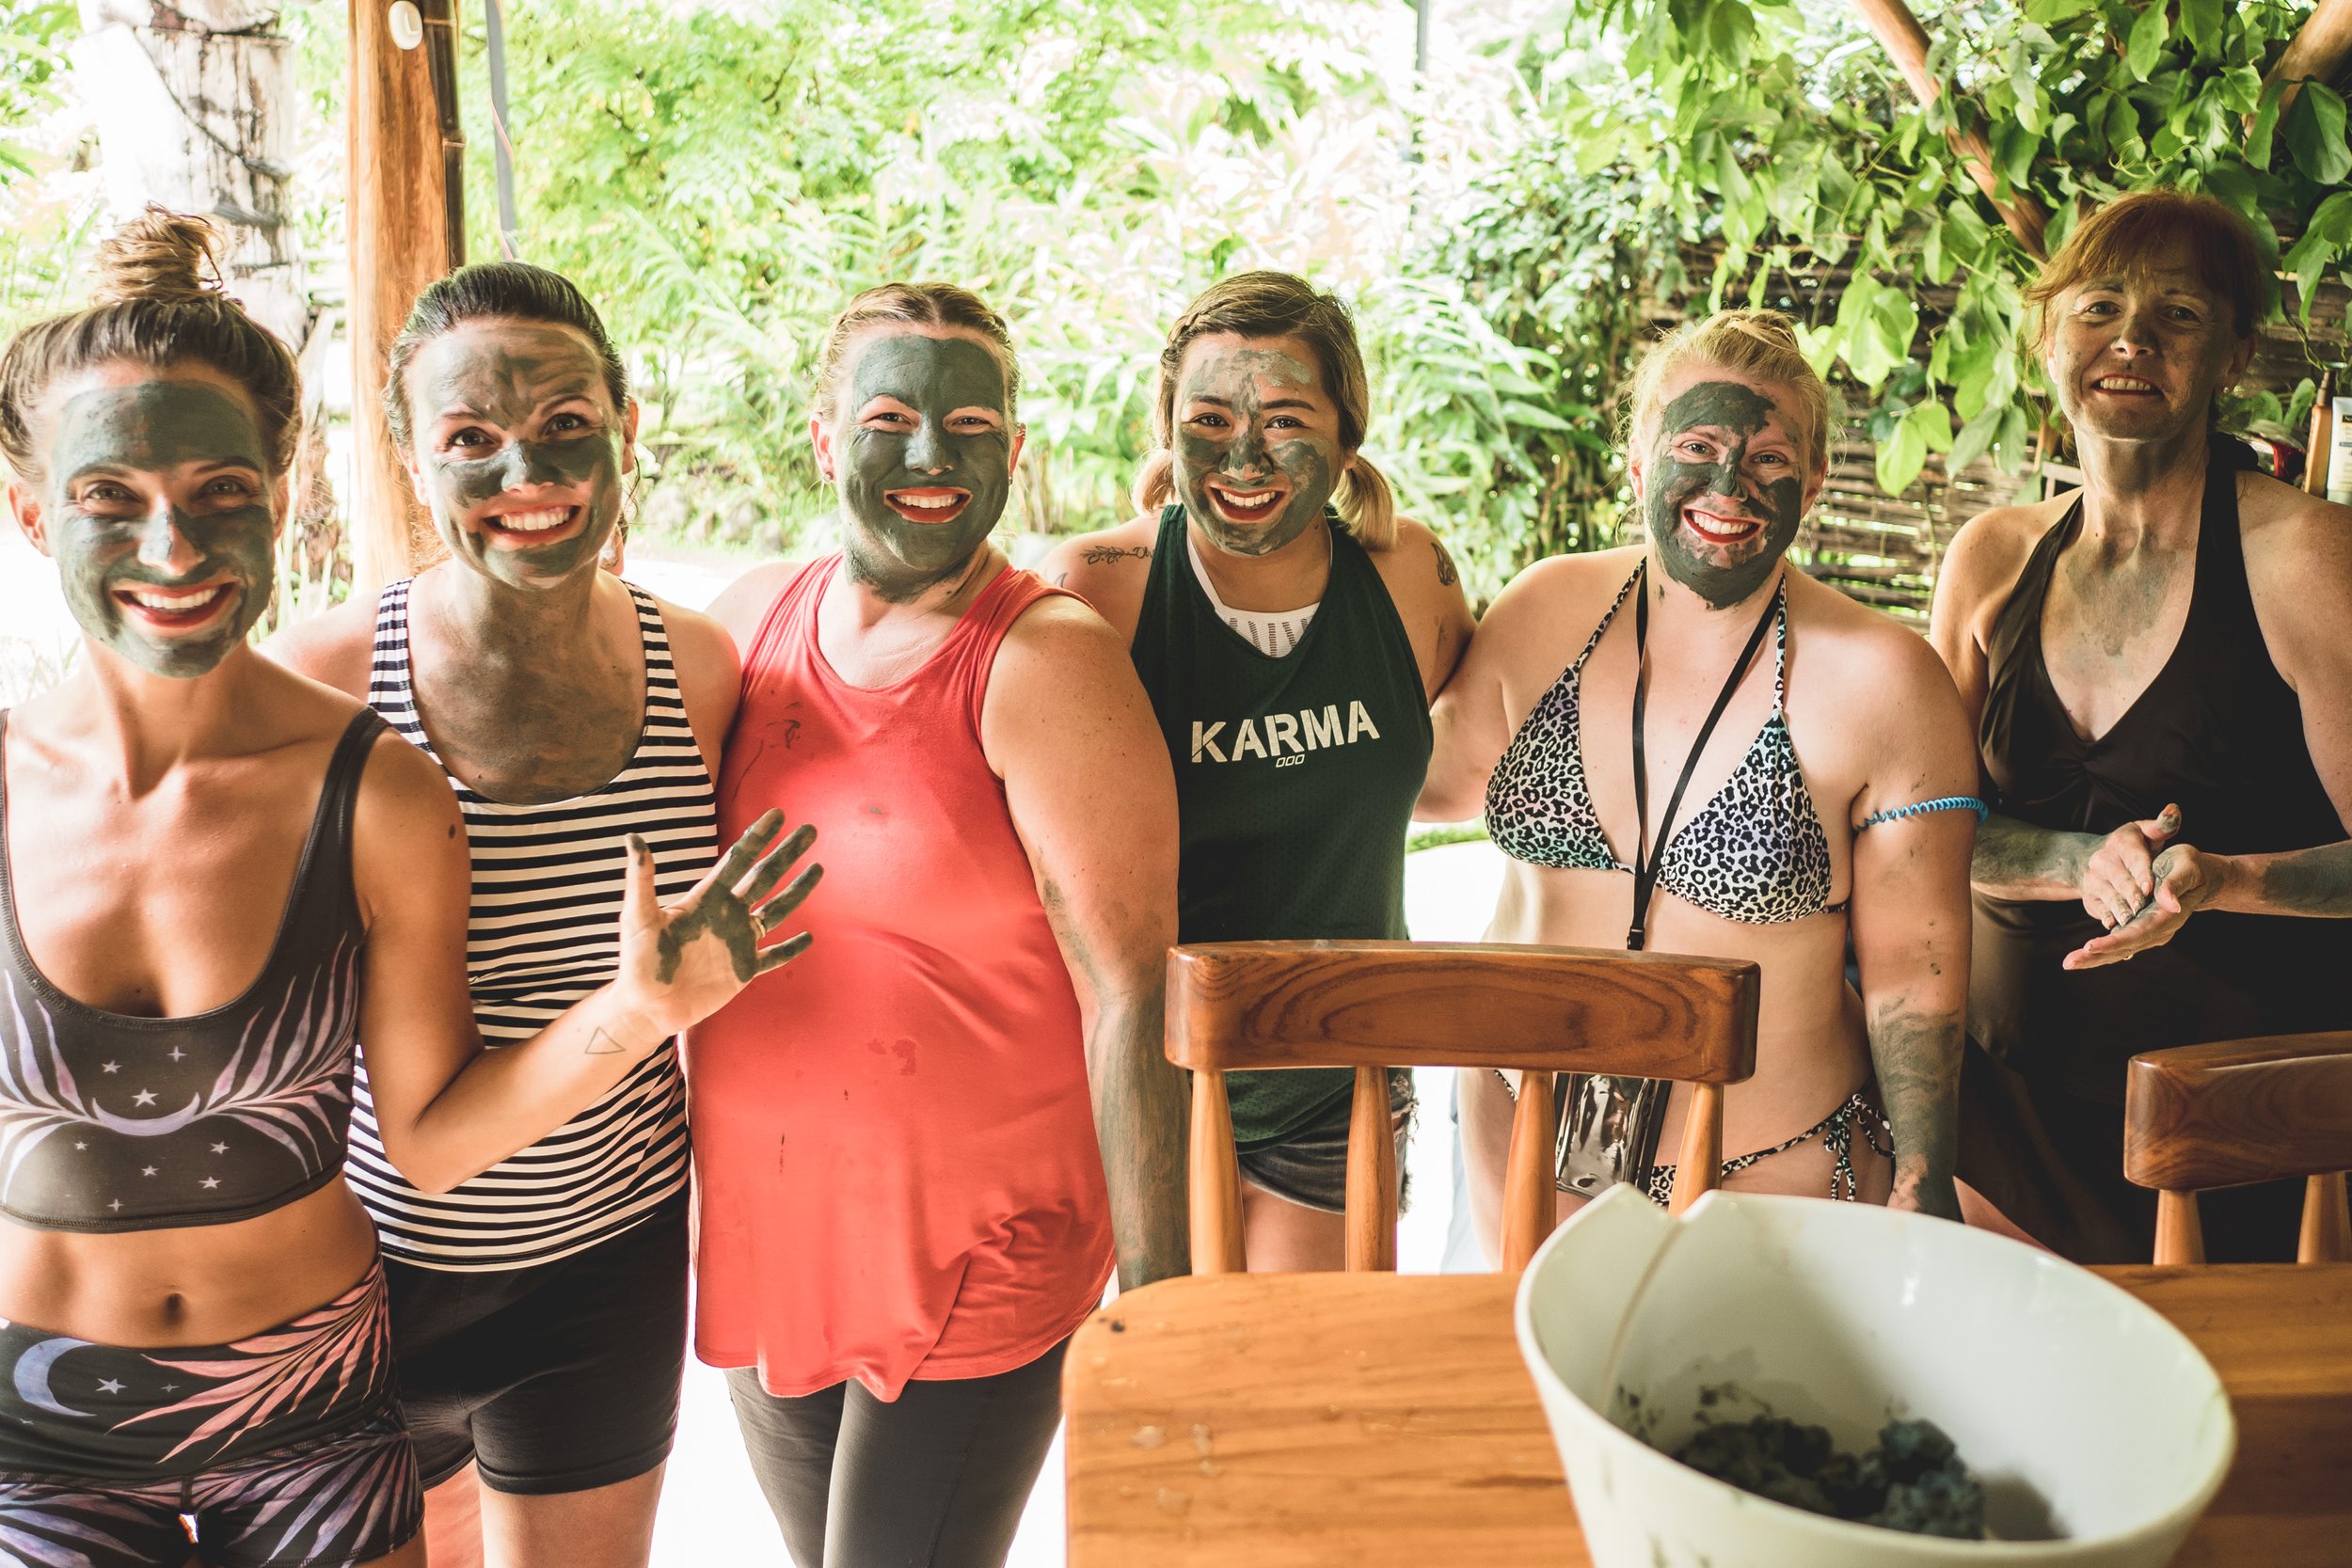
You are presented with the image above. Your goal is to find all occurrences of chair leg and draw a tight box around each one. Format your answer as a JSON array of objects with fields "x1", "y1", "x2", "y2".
[
  {"x1": 1502, "y1": 1071, "x2": 1557, "y2": 1272},
  {"x1": 1344, "y1": 1065, "x2": 1397, "y2": 1272},
  {"x1": 1668, "y1": 1083, "x2": 1724, "y2": 1216},
  {"x1": 2300, "y1": 1172, "x2": 2352, "y2": 1264},
  {"x1": 2153, "y1": 1189, "x2": 2206, "y2": 1266},
  {"x1": 1190, "y1": 1068, "x2": 1245, "y2": 1275}
]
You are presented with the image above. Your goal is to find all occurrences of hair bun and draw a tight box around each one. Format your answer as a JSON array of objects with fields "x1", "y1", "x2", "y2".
[
  {"x1": 1716, "y1": 308, "x2": 1804, "y2": 353},
  {"x1": 87, "y1": 207, "x2": 223, "y2": 307}
]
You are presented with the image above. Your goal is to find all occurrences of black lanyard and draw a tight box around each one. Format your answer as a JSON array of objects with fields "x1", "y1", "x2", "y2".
[{"x1": 1626, "y1": 562, "x2": 1784, "y2": 950}]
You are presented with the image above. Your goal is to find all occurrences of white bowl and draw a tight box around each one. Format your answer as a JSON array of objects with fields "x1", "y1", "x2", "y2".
[{"x1": 1514, "y1": 1187, "x2": 2235, "y2": 1568}]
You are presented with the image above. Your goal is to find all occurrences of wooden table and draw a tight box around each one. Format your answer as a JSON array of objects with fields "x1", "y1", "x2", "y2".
[{"x1": 1064, "y1": 1266, "x2": 2352, "y2": 1567}]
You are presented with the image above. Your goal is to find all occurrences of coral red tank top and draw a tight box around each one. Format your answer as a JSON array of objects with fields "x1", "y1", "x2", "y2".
[{"x1": 688, "y1": 557, "x2": 1114, "y2": 1399}]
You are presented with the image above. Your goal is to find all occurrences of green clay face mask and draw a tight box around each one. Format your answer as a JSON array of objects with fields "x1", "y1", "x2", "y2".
[
  {"x1": 1171, "y1": 342, "x2": 1339, "y2": 557},
  {"x1": 834, "y1": 332, "x2": 1013, "y2": 601},
  {"x1": 44, "y1": 380, "x2": 277, "y2": 678},
  {"x1": 1644, "y1": 379, "x2": 1806, "y2": 610},
  {"x1": 408, "y1": 323, "x2": 625, "y2": 592}
]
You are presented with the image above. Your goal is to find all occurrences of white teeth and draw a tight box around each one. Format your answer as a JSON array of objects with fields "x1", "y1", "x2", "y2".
[
  {"x1": 492, "y1": 508, "x2": 572, "y2": 533},
  {"x1": 127, "y1": 585, "x2": 225, "y2": 611},
  {"x1": 891, "y1": 494, "x2": 962, "y2": 511},
  {"x1": 2094, "y1": 377, "x2": 2156, "y2": 391}
]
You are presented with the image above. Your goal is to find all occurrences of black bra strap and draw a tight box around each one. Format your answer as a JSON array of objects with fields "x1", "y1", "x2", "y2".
[
  {"x1": 1627, "y1": 563, "x2": 1784, "y2": 950},
  {"x1": 288, "y1": 707, "x2": 391, "y2": 935}
]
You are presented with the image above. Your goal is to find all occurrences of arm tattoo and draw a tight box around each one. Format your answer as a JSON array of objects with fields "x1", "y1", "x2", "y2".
[
  {"x1": 1082, "y1": 545, "x2": 1152, "y2": 566},
  {"x1": 584, "y1": 1028, "x2": 624, "y2": 1055},
  {"x1": 2253, "y1": 843, "x2": 2352, "y2": 916},
  {"x1": 1432, "y1": 539, "x2": 1459, "y2": 587},
  {"x1": 1867, "y1": 999, "x2": 1963, "y2": 1214}
]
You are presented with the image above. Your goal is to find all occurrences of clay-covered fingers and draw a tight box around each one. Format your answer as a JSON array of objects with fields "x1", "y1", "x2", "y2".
[
  {"x1": 2063, "y1": 901, "x2": 2182, "y2": 968},
  {"x1": 620, "y1": 833, "x2": 660, "y2": 928},
  {"x1": 2082, "y1": 871, "x2": 2143, "y2": 931},
  {"x1": 2080, "y1": 805, "x2": 2180, "y2": 929},
  {"x1": 700, "y1": 809, "x2": 788, "y2": 898},
  {"x1": 753, "y1": 927, "x2": 816, "y2": 976},
  {"x1": 730, "y1": 821, "x2": 818, "y2": 907}
]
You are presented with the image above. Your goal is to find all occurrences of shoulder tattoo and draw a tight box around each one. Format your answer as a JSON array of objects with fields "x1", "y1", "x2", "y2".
[
  {"x1": 1432, "y1": 538, "x2": 1459, "y2": 587},
  {"x1": 1082, "y1": 544, "x2": 1152, "y2": 566}
]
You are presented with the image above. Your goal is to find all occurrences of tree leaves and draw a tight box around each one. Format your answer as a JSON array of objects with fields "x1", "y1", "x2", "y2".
[
  {"x1": 2284, "y1": 83, "x2": 2352, "y2": 185},
  {"x1": 1878, "y1": 400, "x2": 1954, "y2": 496},
  {"x1": 2125, "y1": 1, "x2": 2169, "y2": 81}
]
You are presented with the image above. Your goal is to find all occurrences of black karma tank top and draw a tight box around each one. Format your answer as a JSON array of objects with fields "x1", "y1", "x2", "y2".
[{"x1": 1131, "y1": 506, "x2": 1433, "y2": 1148}]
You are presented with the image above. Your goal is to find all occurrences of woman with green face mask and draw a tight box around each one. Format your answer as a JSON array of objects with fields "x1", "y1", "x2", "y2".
[
  {"x1": 0, "y1": 215, "x2": 814, "y2": 1568},
  {"x1": 694, "y1": 282, "x2": 1188, "y2": 1568},
  {"x1": 1043, "y1": 271, "x2": 1475, "y2": 1272},
  {"x1": 1422, "y1": 309, "x2": 1982, "y2": 1256},
  {"x1": 270, "y1": 261, "x2": 815, "y2": 1568}
]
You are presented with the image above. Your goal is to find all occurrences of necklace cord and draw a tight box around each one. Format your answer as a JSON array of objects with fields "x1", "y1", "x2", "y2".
[{"x1": 1626, "y1": 562, "x2": 1785, "y2": 950}]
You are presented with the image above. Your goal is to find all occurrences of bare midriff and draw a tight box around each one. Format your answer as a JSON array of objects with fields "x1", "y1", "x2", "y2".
[
  {"x1": 0, "y1": 1177, "x2": 378, "y2": 1347},
  {"x1": 1482, "y1": 858, "x2": 1870, "y2": 1199}
]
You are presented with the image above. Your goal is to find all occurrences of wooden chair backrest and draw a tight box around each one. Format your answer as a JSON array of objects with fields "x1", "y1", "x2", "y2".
[
  {"x1": 2124, "y1": 1033, "x2": 2352, "y2": 1265},
  {"x1": 1167, "y1": 940, "x2": 1761, "y2": 1273}
]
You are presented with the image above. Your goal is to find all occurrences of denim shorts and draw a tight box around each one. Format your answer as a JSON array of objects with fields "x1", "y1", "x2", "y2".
[{"x1": 1236, "y1": 1069, "x2": 1416, "y2": 1214}]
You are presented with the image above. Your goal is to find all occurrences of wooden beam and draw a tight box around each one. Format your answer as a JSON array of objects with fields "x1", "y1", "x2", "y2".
[
  {"x1": 2269, "y1": 0, "x2": 2352, "y2": 109},
  {"x1": 346, "y1": 0, "x2": 454, "y2": 594},
  {"x1": 1849, "y1": 0, "x2": 2049, "y2": 260}
]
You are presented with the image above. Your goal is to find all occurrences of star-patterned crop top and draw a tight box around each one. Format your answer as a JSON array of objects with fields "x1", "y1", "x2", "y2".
[
  {"x1": 1484, "y1": 564, "x2": 1842, "y2": 926},
  {"x1": 0, "y1": 707, "x2": 380, "y2": 1232}
]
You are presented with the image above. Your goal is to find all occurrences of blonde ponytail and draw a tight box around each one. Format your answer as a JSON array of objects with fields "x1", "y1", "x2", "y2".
[
  {"x1": 1132, "y1": 449, "x2": 1176, "y2": 517},
  {"x1": 1335, "y1": 453, "x2": 1397, "y2": 549}
]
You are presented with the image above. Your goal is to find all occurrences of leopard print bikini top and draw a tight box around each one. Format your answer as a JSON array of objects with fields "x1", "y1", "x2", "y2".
[{"x1": 1485, "y1": 564, "x2": 1842, "y2": 926}]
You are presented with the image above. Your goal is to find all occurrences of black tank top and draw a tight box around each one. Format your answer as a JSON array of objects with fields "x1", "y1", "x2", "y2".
[
  {"x1": 1131, "y1": 506, "x2": 1432, "y2": 1148},
  {"x1": 1974, "y1": 437, "x2": 2352, "y2": 1101},
  {"x1": 0, "y1": 707, "x2": 380, "y2": 1231}
]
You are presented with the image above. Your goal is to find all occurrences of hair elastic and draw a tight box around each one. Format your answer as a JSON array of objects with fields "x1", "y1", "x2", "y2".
[{"x1": 1855, "y1": 796, "x2": 1989, "y2": 831}]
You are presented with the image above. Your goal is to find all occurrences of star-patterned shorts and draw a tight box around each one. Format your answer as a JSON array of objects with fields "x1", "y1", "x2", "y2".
[{"x1": 0, "y1": 1261, "x2": 421, "y2": 1567}]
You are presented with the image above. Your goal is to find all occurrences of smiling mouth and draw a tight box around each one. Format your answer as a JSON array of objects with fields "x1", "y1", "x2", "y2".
[
  {"x1": 477, "y1": 505, "x2": 583, "y2": 546},
  {"x1": 1205, "y1": 480, "x2": 1288, "y2": 527},
  {"x1": 111, "y1": 579, "x2": 234, "y2": 632},
  {"x1": 2090, "y1": 374, "x2": 2161, "y2": 396},
  {"x1": 1681, "y1": 505, "x2": 1762, "y2": 546},
  {"x1": 883, "y1": 488, "x2": 971, "y2": 525}
]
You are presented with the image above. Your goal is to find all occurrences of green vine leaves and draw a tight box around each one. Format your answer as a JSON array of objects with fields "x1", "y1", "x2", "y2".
[{"x1": 1587, "y1": 0, "x2": 2350, "y2": 499}]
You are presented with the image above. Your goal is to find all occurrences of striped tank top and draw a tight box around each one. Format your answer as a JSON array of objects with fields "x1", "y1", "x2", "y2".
[{"x1": 344, "y1": 578, "x2": 714, "y2": 1270}]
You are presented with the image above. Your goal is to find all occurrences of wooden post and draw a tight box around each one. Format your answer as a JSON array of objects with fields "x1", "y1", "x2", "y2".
[
  {"x1": 1667, "y1": 1082, "x2": 1724, "y2": 1215},
  {"x1": 1848, "y1": 0, "x2": 2048, "y2": 259},
  {"x1": 347, "y1": 0, "x2": 455, "y2": 593},
  {"x1": 2301, "y1": 1173, "x2": 2352, "y2": 1264},
  {"x1": 2153, "y1": 1190, "x2": 2206, "y2": 1266},
  {"x1": 2309, "y1": 371, "x2": 2336, "y2": 499},
  {"x1": 1188, "y1": 1068, "x2": 1246, "y2": 1275},
  {"x1": 1343, "y1": 1064, "x2": 1398, "y2": 1272},
  {"x1": 1501, "y1": 1071, "x2": 1556, "y2": 1272},
  {"x1": 2269, "y1": 0, "x2": 2352, "y2": 110}
]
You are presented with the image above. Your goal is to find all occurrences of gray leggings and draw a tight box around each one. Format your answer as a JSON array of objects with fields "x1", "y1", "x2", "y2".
[{"x1": 723, "y1": 1338, "x2": 1067, "y2": 1568}]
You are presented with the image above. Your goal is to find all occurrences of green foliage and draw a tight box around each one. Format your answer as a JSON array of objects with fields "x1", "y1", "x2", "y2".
[
  {"x1": 457, "y1": 0, "x2": 1416, "y2": 553},
  {"x1": 0, "y1": 0, "x2": 72, "y2": 182},
  {"x1": 1556, "y1": 0, "x2": 2349, "y2": 499}
]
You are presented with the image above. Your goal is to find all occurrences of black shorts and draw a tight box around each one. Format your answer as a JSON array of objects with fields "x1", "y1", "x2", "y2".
[
  {"x1": 1235, "y1": 1069, "x2": 1416, "y2": 1214},
  {"x1": 385, "y1": 1196, "x2": 688, "y2": 1496},
  {"x1": 0, "y1": 1261, "x2": 421, "y2": 1568}
]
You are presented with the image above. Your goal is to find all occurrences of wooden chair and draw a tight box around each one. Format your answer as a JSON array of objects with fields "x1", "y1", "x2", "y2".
[
  {"x1": 1166, "y1": 939, "x2": 1760, "y2": 1274},
  {"x1": 2124, "y1": 1032, "x2": 2352, "y2": 1265}
]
